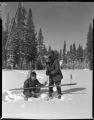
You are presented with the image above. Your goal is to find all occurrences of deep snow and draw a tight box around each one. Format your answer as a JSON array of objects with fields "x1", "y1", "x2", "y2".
[{"x1": 2, "y1": 69, "x2": 92, "y2": 119}]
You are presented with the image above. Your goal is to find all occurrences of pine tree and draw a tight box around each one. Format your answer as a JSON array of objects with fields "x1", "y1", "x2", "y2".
[
  {"x1": 22, "y1": 6, "x2": 27, "y2": 18},
  {"x1": 5, "y1": 18, "x2": 17, "y2": 68},
  {"x1": 83, "y1": 48, "x2": 89, "y2": 68},
  {"x1": 15, "y1": 2, "x2": 27, "y2": 69},
  {"x1": 6, "y1": 2, "x2": 27, "y2": 69},
  {"x1": 3, "y1": 13, "x2": 10, "y2": 68},
  {"x1": 5, "y1": 13, "x2": 10, "y2": 33},
  {"x1": 72, "y1": 43, "x2": 77, "y2": 62},
  {"x1": 43, "y1": 46, "x2": 48, "y2": 55},
  {"x1": 37, "y1": 28, "x2": 46, "y2": 58},
  {"x1": 83, "y1": 48, "x2": 88, "y2": 63},
  {"x1": 66, "y1": 50, "x2": 70, "y2": 63},
  {"x1": 48, "y1": 45, "x2": 52, "y2": 53},
  {"x1": 76, "y1": 44, "x2": 83, "y2": 62},
  {"x1": 2, "y1": 26, "x2": 5, "y2": 52},
  {"x1": 86, "y1": 23, "x2": 93, "y2": 70},
  {"x1": 70, "y1": 44, "x2": 77, "y2": 63},
  {"x1": 38, "y1": 28, "x2": 44, "y2": 55},
  {"x1": 15, "y1": 2, "x2": 26, "y2": 28},
  {"x1": 26, "y1": 8, "x2": 37, "y2": 69},
  {"x1": 2, "y1": 26, "x2": 6, "y2": 68},
  {"x1": 66, "y1": 44, "x2": 72, "y2": 63},
  {"x1": 70, "y1": 45, "x2": 72, "y2": 53},
  {"x1": 63, "y1": 41, "x2": 67, "y2": 63},
  {"x1": 37, "y1": 28, "x2": 47, "y2": 69}
]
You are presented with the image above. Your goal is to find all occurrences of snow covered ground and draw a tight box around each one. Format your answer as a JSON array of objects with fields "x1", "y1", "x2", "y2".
[{"x1": 2, "y1": 69, "x2": 92, "y2": 119}]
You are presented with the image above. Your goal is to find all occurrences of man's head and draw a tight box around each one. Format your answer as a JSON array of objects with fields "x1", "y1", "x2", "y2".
[
  {"x1": 44, "y1": 50, "x2": 57, "y2": 64},
  {"x1": 30, "y1": 71, "x2": 36, "y2": 81},
  {"x1": 48, "y1": 50, "x2": 55, "y2": 63}
]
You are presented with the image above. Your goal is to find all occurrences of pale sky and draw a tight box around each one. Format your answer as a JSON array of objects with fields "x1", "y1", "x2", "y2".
[{"x1": 1, "y1": 2, "x2": 94, "y2": 51}]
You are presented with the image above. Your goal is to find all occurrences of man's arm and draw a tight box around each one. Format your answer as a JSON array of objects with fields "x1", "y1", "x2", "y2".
[
  {"x1": 36, "y1": 79, "x2": 47, "y2": 87},
  {"x1": 46, "y1": 63, "x2": 53, "y2": 75},
  {"x1": 24, "y1": 79, "x2": 29, "y2": 88},
  {"x1": 50, "y1": 60, "x2": 60, "y2": 75}
]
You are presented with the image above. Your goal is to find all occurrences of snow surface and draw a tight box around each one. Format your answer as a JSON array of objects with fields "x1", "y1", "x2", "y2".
[{"x1": 2, "y1": 69, "x2": 92, "y2": 119}]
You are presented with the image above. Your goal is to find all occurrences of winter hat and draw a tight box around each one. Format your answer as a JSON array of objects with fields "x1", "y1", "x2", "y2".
[
  {"x1": 27, "y1": 70, "x2": 36, "y2": 79},
  {"x1": 48, "y1": 50, "x2": 54, "y2": 59},
  {"x1": 30, "y1": 71, "x2": 36, "y2": 77}
]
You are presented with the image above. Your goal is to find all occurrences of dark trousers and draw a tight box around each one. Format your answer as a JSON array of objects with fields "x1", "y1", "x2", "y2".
[
  {"x1": 23, "y1": 88, "x2": 40, "y2": 98},
  {"x1": 49, "y1": 77, "x2": 61, "y2": 95}
]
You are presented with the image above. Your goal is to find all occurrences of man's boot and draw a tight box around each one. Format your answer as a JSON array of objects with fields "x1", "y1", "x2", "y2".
[{"x1": 49, "y1": 93, "x2": 53, "y2": 99}]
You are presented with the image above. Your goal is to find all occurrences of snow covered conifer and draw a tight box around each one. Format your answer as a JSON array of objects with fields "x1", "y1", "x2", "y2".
[
  {"x1": 63, "y1": 41, "x2": 67, "y2": 64},
  {"x1": 86, "y1": 23, "x2": 93, "y2": 70},
  {"x1": 26, "y1": 8, "x2": 37, "y2": 69}
]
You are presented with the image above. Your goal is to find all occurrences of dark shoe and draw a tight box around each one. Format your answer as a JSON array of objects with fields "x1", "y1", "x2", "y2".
[
  {"x1": 49, "y1": 93, "x2": 53, "y2": 99},
  {"x1": 58, "y1": 95, "x2": 61, "y2": 99},
  {"x1": 58, "y1": 93, "x2": 62, "y2": 99},
  {"x1": 33, "y1": 94, "x2": 38, "y2": 98}
]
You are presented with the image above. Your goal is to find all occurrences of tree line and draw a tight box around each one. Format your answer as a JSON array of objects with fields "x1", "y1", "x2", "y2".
[
  {"x1": 59, "y1": 23, "x2": 93, "y2": 70},
  {"x1": 2, "y1": 2, "x2": 93, "y2": 70}
]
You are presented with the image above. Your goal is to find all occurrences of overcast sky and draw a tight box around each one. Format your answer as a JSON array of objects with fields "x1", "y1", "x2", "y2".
[{"x1": 1, "y1": 2, "x2": 94, "y2": 51}]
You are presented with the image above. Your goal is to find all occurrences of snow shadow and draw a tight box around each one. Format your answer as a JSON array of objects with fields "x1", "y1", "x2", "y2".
[
  {"x1": 40, "y1": 87, "x2": 87, "y2": 94},
  {"x1": 62, "y1": 87, "x2": 87, "y2": 94}
]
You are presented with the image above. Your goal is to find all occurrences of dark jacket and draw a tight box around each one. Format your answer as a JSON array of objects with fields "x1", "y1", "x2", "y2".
[
  {"x1": 23, "y1": 78, "x2": 43, "y2": 92},
  {"x1": 46, "y1": 55, "x2": 63, "y2": 82}
]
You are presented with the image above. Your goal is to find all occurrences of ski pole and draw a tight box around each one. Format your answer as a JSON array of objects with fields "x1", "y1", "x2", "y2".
[{"x1": 9, "y1": 83, "x2": 77, "y2": 91}]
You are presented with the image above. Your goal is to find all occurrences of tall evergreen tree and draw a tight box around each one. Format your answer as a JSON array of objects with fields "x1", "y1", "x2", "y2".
[
  {"x1": 2, "y1": 26, "x2": 5, "y2": 52},
  {"x1": 37, "y1": 28, "x2": 47, "y2": 68},
  {"x1": 63, "y1": 41, "x2": 66, "y2": 55},
  {"x1": 63, "y1": 41, "x2": 67, "y2": 63},
  {"x1": 26, "y1": 8, "x2": 37, "y2": 69},
  {"x1": 37, "y1": 28, "x2": 47, "y2": 57},
  {"x1": 66, "y1": 50, "x2": 71, "y2": 63},
  {"x1": 6, "y1": 2, "x2": 27, "y2": 69},
  {"x1": 70, "y1": 44, "x2": 73, "y2": 53},
  {"x1": 38, "y1": 28, "x2": 44, "y2": 55},
  {"x1": 3, "y1": 13, "x2": 10, "y2": 68},
  {"x1": 48, "y1": 45, "x2": 52, "y2": 53},
  {"x1": 69, "y1": 44, "x2": 73, "y2": 62},
  {"x1": 2, "y1": 26, "x2": 5, "y2": 68},
  {"x1": 15, "y1": 2, "x2": 26, "y2": 28},
  {"x1": 5, "y1": 18, "x2": 17, "y2": 68},
  {"x1": 72, "y1": 43, "x2": 77, "y2": 61},
  {"x1": 5, "y1": 13, "x2": 10, "y2": 32},
  {"x1": 15, "y1": 2, "x2": 27, "y2": 69},
  {"x1": 86, "y1": 23, "x2": 93, "y2": 70},
  {"x1": 76, "y1": 44, "x2": 83, "y2": 62},
  {"x1": 43, "y1": 46, "x2": 48, "y2": 55},
  {"x1": 83, "y1": 47, "x2": 88, "y2": 63}
]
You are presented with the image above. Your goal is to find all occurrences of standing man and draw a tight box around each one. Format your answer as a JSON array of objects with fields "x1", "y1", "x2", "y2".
[{"x1": 46, "y1": 50, "x2": 63, "y2": 99}]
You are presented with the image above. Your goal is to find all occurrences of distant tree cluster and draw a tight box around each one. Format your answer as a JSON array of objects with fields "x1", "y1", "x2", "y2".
[{"x1": 59, "y1": 23, "x2": 93, "y2": 70}]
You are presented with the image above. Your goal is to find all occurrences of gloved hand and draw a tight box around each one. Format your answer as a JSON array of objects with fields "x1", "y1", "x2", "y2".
[
  {"x1": 43, "y1": 81, "x2": 48, "y2": 86},
  {"x1": 46, "y1": 71, "x2": 51, "y2": 75}
]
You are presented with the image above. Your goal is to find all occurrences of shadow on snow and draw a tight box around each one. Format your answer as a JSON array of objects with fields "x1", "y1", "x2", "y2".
[{"x1": 40, "y1": 87, "x2": 87, "y2": 94}]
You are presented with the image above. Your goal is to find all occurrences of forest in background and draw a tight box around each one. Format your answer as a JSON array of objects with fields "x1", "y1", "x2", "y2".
[{"x1": 2, "y1": 2, "x2": 93, "y2": 70}]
